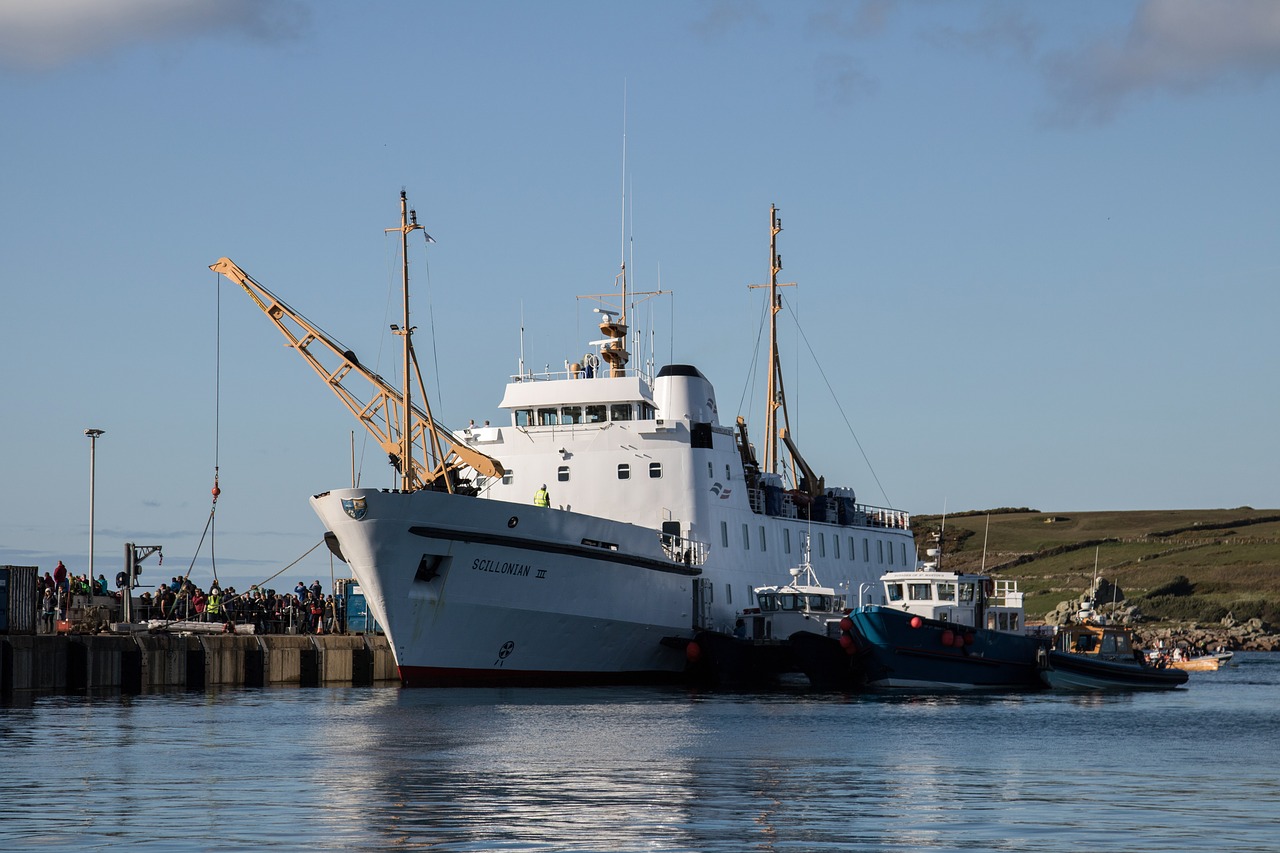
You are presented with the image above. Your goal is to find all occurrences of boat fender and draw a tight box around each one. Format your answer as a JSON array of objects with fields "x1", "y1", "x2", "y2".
[
  {"x1": 909, "y1": 616, "x2": 923, "y2": 629},
  {"x1": 963, "y1": 632, "x2": 975, "y2": 647},
  {"x1": 839, "y1": 633, "x2": 857, "y2": 655},
  {"x1": 685, "y1": 641, "x2": 702, "y2": 664},
  {"x1": 839, "y1": 616, "x2": 853, "y2": 632},
  {"x1": 940, "y1": 629, "x2": 954, "y2": 647}
]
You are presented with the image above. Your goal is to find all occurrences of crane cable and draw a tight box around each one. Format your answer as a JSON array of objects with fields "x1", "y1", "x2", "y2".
[{"x1": 209, "y1": 268, "x2": 221, "y2": 586}]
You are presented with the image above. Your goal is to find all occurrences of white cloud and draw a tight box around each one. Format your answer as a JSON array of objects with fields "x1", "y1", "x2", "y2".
[
  {"x1": 1043, "y1": 0, "x2": 1280, "y2": 124},
  {"x1": 0, "y1": 0, "x2": 307, "y2": 71},
  {"x1": 689, "y1": 0, "x2": 768, "y2": 39}
]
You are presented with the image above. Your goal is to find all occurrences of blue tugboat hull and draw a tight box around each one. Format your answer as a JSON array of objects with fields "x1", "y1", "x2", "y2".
[{"x1": 850, "y1": 605, "x2": 1047, "y2": 691}]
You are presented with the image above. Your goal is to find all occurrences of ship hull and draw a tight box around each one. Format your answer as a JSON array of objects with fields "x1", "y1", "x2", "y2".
[
  {"x1": 850, "y1": 605, "x2": 1047, "y2": 691},
  {"x1": 1039, "y1": 650, "x2": 1189, "y2": 691},
  {"x1": 313, "y1": 488, "x2": 699, "y2": 686}
]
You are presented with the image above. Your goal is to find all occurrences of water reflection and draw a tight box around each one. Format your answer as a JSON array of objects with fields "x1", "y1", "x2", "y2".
[{"x1": 2, "y1": 658, "x2": 1279, "y2": 851}]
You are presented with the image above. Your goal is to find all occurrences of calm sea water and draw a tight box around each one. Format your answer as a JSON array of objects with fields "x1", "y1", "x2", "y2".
[{"x1": 3, "y1": 654, "x2": 1278, "y2": 852}]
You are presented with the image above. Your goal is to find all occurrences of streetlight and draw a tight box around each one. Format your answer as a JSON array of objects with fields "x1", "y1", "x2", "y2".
[{"x1": 85, "y1": 428, "x2": 105, "y2": 582}]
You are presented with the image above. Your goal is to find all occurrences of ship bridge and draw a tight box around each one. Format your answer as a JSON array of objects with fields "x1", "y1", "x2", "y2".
[{"x1": 498, "y1": 373, "x2": 657, "y2": 426}]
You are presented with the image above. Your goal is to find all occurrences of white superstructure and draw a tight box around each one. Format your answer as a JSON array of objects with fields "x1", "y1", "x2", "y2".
[{"x1": 313, "y1": 357, "x2": 913, "y2": 685}]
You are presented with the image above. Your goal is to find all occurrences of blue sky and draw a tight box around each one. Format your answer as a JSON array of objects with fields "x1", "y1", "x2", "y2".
[{"x1": 2, "y1": 1, "x2": 1277, "y2": 593}]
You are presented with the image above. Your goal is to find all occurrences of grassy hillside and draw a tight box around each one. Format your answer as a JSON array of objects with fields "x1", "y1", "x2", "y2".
[{"x1": 911, "y1": 508, "x2": 1280, "y2": 623}]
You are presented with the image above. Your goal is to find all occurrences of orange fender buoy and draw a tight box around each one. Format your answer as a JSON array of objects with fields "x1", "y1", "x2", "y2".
[{"x1": 686, "y1": 641, "x2": 702, "y2": 663}]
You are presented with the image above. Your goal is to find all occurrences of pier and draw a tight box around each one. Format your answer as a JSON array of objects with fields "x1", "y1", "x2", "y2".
[{"x1": 1, "y1": 632, "x2": 399, "y2": 694}]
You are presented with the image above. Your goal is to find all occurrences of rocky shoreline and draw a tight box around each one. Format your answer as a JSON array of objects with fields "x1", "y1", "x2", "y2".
[
  {"x1": 1038, "y1": 579, "x2": 1280, "y2": 653},
  {"x1": 1132, "y1": 618, "x2": 1280, "y2": 653}
]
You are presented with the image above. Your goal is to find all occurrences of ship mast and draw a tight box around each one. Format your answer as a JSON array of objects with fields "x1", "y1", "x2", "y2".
[
  {"x1": 597, "y1": 118, "x2": 630, "y2": 378},
  {"x1": 751, "y1": 205, "x2": 796, "y2": 476},
  {"x1": 384, "y1": 191, "x2": 452, "y2": 492}
]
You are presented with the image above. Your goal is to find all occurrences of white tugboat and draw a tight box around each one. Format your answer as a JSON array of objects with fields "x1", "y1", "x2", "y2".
[{"x1": 212, "y1": 197, "x2": 915, "y2": 685}]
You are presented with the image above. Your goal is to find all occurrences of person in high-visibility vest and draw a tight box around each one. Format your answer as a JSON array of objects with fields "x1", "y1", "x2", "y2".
[
  {"x1": 534, "y1": 484, "x2": 550, "y2": 507},
  {"x1": 207, "y1": 591, "x2": 223, "y2": 623}
]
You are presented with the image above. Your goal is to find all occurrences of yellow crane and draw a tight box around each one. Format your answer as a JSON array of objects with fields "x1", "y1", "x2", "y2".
[{"x1": 209, "y1": 205, "x2": 503, "y2": 492}]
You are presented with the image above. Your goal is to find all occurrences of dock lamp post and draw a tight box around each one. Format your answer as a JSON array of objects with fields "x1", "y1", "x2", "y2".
[{"x1": 85, "y1": 428, "x2": 105, "y2": 580}]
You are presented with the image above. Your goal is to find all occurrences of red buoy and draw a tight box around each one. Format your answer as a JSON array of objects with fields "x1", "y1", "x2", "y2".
[
  {"x1": 686, "y1": 641, "x2": 702, "y2": 663},
  {"x1": 910, "y1": 616, "x2": 923, "y2": 629},
  {"x1": 941, "y1": 629, "x2": 954, "y2": 646},
  {"x1": 964, "y1": 632, "x2": 975, "y2": 646},
  {"x1": 839, "y1": 633, "x2": 857, "y2": 654},
  {"x1": 839, "y1": 617, "x2": 853, "y2": 632},
  {"x1": 953, "y1": 633, "x2": 966, "y2": 648}
]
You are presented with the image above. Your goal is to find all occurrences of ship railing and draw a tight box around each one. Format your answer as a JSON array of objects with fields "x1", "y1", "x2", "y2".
[
  {"x1": 659, "y1": 533, "x2": 710, "y2": 568},
  {"x1": 745, "y1": 488, "x2": 911, "y2": 531},
  {"x1": 861, "y1": 505, "x2": 911, "y2": 530},
  {"x1": 509, "y1": 364, "x2": 651, "y2": 383}
]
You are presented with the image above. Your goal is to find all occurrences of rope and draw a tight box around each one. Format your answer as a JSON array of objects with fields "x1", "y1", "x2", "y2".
[
  {"x1": 209, "y1": 270, "x2": 222, "y2": 584},
  {"x1": 781, "y1": 295, "x2": 893, "y2": 508},
  {"x1": 147, "y1": 538, "x2": 326, "y2": 632}
]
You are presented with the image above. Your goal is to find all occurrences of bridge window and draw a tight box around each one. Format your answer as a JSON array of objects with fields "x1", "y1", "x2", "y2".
[
  {"x1": 586, "y1": 405, "x2": 606, "y2": 424},
  {"x1": 742, "y1": 524, "x2": 750, "y2": 550},
  {"x1": 502, "y1": 470, "x2": 514, "y2": 485},
  {"x1": 758, "y1": 526, "x2": 766, "y2": 551},
  {"x1": 537, "y1": 408, "x2": 559, "y2": 426},
  {"x1": 901, "y1": 542, "x2": 908, "y2": 566},
  {"x1": 783, "y1": 528, "x2": 791, "y2": 554},
  {"x1": 640, "y1": 403, "x2": 656, "y2": 419},
  {"x1": 834, "y1": 535, "x2": 841, "y2": 559},
  {"x1": 863, "y1": 538, "x2": 870, "y2": 562},
  {"x1": 848, "y1": 536, "x2": 855, "y2": 560},
  {"x1": 720, "y1": 521, "x2": 729, "y2": 548},
  {"x1": 515, "y1": 409, "x2": 533, "y2": 427},
  {"x1": 908, "y1": 583, "x2": 931, "y2": 601},
  {"x1": 877, "y1": 540, "x2": 884, "y2": 564},
  {"x1": 888, "y1": 542, "x2": 894, "y2": 565},
  {"x1": 818, "y1": 532, "x2": 826, "y2": 558},
  {"x1": 617, "y1": 463, "x2": 630, "y2": 480},
  {"x1": 649, "y1": 462, "x2": 662, "y2": 479},
  {"x1": 610, "y1": 403, "x2": 633, "y2": 421},
  {"x1": 938, "y1": 583, "x2": 956, "y2": 601},
  {"x1": 562, "y1": 406, "x2": 582, "y2": 424},
  {"x1": 886, "y1": 583, "x2": 904, "y2": 602}
]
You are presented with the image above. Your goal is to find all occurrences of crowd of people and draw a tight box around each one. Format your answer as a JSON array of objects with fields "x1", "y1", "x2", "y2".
[
  {"x1": 134, "y1": 577, "x2": 347, "y2": 635},
  {"x1": 36, "y1": 561, "x2": 347, "y2": 636}
]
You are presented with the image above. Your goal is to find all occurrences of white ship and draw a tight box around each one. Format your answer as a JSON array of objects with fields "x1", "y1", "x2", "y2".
[{"x1": 213, "y1": 195, "x2": 913, "y2": 685}]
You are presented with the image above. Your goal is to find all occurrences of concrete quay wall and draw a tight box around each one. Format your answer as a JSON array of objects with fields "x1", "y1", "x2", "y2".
[{"x1": 1, "y1": 633, "x2": 398, "y2": 693}]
